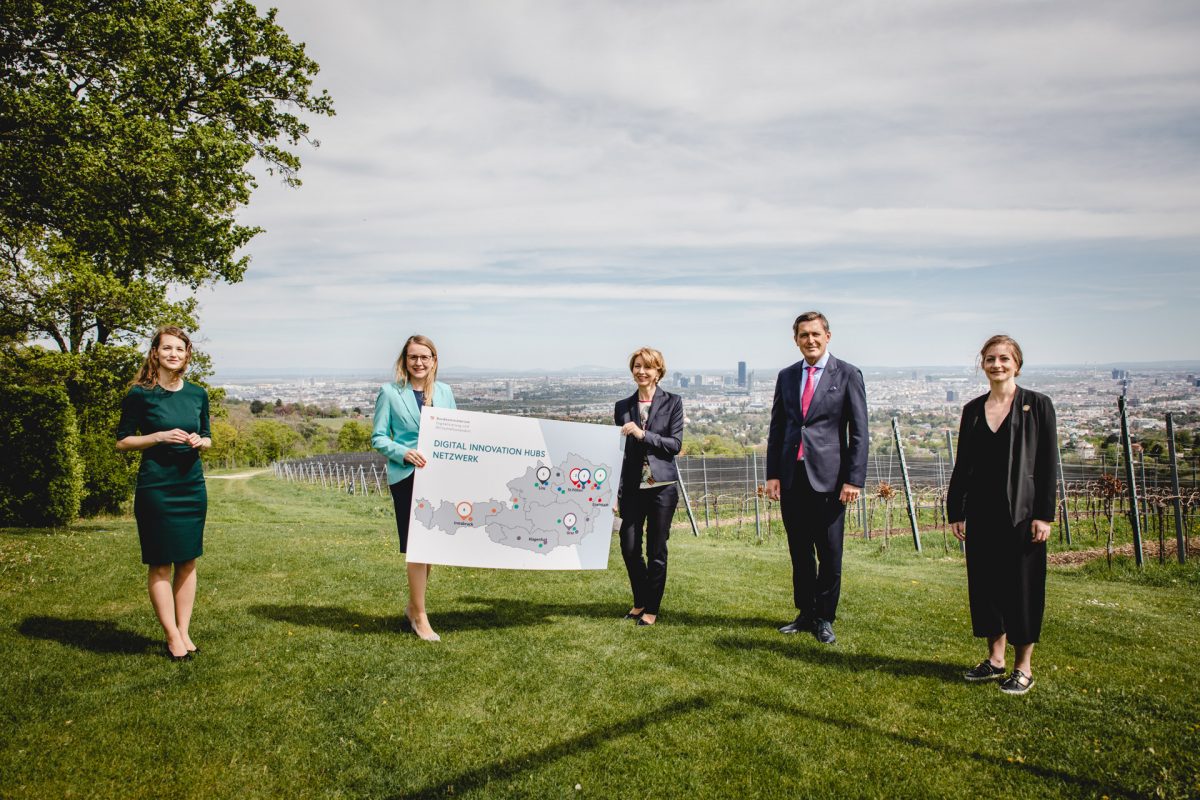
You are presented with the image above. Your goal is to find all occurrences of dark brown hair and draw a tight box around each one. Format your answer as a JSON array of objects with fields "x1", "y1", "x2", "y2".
[{"x1": 792, "y1": 311, "x2": 830, "y2": 337}]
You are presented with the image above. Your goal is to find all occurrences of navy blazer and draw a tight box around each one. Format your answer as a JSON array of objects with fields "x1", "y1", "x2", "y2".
[
  {"x1": 615, "y1": 386, "x2": 684, "y2": 494},
  {"x1": 766, "y1": 354, "x2": 868, "y2": 494},
  {"x1": 946, "y1": 386, "x2": 1058, "y2": 526}
]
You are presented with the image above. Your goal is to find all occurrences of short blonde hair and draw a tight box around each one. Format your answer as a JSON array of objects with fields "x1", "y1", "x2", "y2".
[{"x1": 628, "y1": 347, "x2": 666, "y2": 383}]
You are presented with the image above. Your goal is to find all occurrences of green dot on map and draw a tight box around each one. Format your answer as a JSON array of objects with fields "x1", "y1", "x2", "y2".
[{"x1": 538, "y1": 543, "x2": 543, "y2": 548}]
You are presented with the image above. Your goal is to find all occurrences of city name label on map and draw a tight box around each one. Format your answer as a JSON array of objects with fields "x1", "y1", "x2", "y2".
[{"x1": 407, "y1": 407, "x2": 625, "y2": 570}]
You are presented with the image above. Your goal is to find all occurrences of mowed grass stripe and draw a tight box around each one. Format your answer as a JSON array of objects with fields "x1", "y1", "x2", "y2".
[{"x1": 1, "y1": 475, "x2": 1197, "y2": 799}]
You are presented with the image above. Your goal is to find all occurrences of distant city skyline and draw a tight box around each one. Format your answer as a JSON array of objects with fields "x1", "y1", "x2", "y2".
[
  {"x1": 212, "y1": 359, "x2": 1200, "y2": 383},
  {"x1": 196, "y1": 1, "x2": 1200, "y2": 373}
]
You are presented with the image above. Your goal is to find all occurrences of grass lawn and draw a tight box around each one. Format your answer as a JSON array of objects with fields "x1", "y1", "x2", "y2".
[{"x1": 2, "y1": 476, "x2": 1198, "y2": 799}]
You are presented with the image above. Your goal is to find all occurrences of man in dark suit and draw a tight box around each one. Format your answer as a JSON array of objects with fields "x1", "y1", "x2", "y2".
[{"x1": 765, "y1": 311, "x2": 868, "y2": 644}]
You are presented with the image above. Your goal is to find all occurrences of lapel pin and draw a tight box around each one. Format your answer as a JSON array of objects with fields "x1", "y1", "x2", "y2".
[{"x1": 1022, "y1": 405, "x2": 1030, "y2": 412}]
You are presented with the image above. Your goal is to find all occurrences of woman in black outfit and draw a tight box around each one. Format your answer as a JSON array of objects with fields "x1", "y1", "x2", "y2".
[
  {"x1": 947, "y1": 334, "x2": 1058, "y2": 695},
  {"x1": 615, "y1": 347, "x2": 684, "y2": 626}
]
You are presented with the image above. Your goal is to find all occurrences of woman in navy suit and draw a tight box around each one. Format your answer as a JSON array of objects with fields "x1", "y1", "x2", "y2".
[
  {"x1": 614, "y1": 347, "x2": 684, "y2": 626},
  {"x1": 948, "y1": 334, "x2": 1058, "y2": 695}
]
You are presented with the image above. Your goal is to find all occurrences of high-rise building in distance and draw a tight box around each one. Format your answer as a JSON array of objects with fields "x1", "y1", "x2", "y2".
[{"x1": 737, "y1": 361, "x2": 746, "y2": 387}]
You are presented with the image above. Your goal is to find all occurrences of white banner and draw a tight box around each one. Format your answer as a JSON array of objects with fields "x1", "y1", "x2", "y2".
[{"x1": 407, "y1": 407, "x2": 625, "y2": 569}]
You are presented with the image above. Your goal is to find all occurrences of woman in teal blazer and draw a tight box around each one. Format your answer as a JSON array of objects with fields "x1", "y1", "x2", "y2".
[{"x1": 371, "y1": 334, "x2": 456, "y2": 642}]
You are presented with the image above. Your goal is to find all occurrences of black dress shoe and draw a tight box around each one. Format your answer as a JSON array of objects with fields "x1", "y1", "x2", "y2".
[
  {"x1": 164, "y1": 645, "x2": 192, "y2": 662},
  {"x1": 814, "y1": 619, "x2": 836, "y2": 644},
  {"x1": 778, "y1": 614, "x2": 814, "y2": 634}
]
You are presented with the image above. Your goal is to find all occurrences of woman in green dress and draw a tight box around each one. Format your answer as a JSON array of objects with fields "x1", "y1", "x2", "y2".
[{"x1": 116, "y1": 326, "x2": 212, "y2": 661}]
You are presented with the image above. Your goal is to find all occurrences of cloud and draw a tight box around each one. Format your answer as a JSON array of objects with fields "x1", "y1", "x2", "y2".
[{"x1": 210, "y1": 1, "x2": 1200, "y2": 371}]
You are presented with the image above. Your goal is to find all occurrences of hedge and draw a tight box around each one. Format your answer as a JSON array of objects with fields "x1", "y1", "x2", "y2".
[{"x1": 0, "y1": 384, "x2": 83, "y2": 526}]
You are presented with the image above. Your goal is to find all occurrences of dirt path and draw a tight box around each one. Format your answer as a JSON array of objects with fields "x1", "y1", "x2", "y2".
[{"x1": 208, "y1": 469, "x2": 271, "y2": 481}]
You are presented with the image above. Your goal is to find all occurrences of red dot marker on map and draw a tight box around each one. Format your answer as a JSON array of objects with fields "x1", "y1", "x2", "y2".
[{"x1": 456, "y1": 501, "x2": 473, "y2": 520}]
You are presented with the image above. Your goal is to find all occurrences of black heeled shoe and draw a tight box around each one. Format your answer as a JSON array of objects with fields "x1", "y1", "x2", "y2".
[
  {"x1": 400, "y1": 616, "x2": 414, "y2": 633},
  {"x1": 165, "y1": 645, "x2": 192, "y2": 662},
  {"x1": 623, "y1": 610, "x2": 644, "y2": 620}
]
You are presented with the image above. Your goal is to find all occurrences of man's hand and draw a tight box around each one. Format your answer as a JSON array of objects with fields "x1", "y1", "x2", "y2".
[
  {"x1": 951, "y1": 521, "x2": 966, "y2": 542},
  {"x1": 765, "y1": 479, "x2": 781, "y2": 501},
  {"x1": 838, "y1": 483, "x2": 861, "y2": 504},
  {"x1": 1031, "y1": 519, "x2": 1052, "y2": 543}
]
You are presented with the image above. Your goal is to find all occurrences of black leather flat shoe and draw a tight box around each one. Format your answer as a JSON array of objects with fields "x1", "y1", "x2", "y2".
[{"x1": 623, "y1": 610, "x2": 644, "y2": 620}]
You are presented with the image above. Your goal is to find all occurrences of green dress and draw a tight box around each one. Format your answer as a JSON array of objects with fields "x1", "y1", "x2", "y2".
[{"x1": 116, "y1": 382, "x2": 210, "y2": 565}]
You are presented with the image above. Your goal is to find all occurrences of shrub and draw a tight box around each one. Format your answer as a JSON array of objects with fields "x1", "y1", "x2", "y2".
[{"x1": 0, "y1": 385, "x2": 83, "y2": 526}]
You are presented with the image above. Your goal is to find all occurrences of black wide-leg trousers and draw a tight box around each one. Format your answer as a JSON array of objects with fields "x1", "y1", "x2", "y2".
[
  {"x1": 780, "y1": 468, "x2": 846, "y2": 621},
  {"x1": 619, "y1": 484, "x2": 678, "y2": 615},
  {"x1": 964, "y1": 516, "x2": 1047, "y2": 645}
]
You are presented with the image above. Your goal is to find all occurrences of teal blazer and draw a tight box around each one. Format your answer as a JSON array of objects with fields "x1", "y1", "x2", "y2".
[{"x1": 371, "y1": 381, "x2": 457, "y2": 484}]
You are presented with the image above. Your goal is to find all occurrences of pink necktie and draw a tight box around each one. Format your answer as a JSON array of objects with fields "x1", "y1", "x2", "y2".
[{"x1": 797, "y1": 365, "x2": 817, "y2": 461}]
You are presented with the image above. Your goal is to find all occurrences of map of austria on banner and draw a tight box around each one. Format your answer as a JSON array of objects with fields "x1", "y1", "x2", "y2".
[{"x1": 407, "y1": 407, "x2": 625, "y2": 570}]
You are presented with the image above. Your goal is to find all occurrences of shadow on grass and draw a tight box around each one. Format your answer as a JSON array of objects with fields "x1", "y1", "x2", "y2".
[
  {"x1": 740, "y1": 694, "x2": 1140, "y2": 799},
  {"x1": 251, "y1": 597, "x2": 783, "y2": 635},
  {"x1": 388, "y1": 694, "x2": 713, "y2": 799},
  {"x1": 384, "y1": 686, "x2": 1135, "y2": 799},
  {"x1": 714, "y1": 634, "x2": 963, "y2": 681},
  {"x1": 17, "y1": 616, "x2": 158, "y2": 655}
]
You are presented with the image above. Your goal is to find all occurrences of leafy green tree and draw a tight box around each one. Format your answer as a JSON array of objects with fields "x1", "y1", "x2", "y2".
[
  {"x1": 1, "y1": 0, "x2": 334, "y2": 351},
  {"x1": 336, "y1": 420, "x2": 372, "y2": 453},
  {"x1": 682, "y1": 434, "x2": 746, "y2": 456},
  {"x1": 0, "y1": 1, "x2": 331, "y2": 519},
  {"x1": 205, "y1": 418, "x2": 240, "y2": 466},
  {"x1": 245, "y1": 419, "x2": 301, "y2": 464}
]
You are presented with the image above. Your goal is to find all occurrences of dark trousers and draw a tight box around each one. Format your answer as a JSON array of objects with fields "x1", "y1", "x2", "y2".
[
  {"x1": 389, "y1": 476, "x2": 415, "y2": 553},
  {"x1": 619, "y1": 484, "x2": 678, "y2": 615},
  {"x1": 780, "y1": 467, "x2": 845, "y2": 621}
]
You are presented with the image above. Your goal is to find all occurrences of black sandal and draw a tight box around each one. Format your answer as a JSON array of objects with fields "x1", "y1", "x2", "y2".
[
  {"x1": 1000, "y1": 668, "x2": 1035, "y2": 695},
  {"x1": 963, "y1": 660, "x2": 1005, "y2": 682}
]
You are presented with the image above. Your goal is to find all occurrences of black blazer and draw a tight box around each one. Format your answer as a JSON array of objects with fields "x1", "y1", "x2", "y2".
[
  {"x1": 766, "y1": 354, "x2": 868, "y2": 493},
  {"x1": 947, "y1": 386, "x2": 1059, "y2": 525},
  {"x1": 615, "y1": 386, "x2": 684, "y2": 494}
]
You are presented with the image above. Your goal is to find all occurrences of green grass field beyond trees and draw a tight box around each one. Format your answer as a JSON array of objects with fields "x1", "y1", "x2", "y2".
[{"x1": 2, "y1": 476, "x2": 1198, "y2": 799}]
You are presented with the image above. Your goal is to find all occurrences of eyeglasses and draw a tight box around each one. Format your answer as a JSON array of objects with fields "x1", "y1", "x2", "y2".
[{"x1": 407, "y1": 355, "x2": 435, "y2": 363}]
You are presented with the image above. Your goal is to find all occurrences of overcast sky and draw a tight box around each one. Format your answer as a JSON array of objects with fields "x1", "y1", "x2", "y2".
[{"x1": 202, "y1": 0, "x2": 1200, "y2": 375}]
